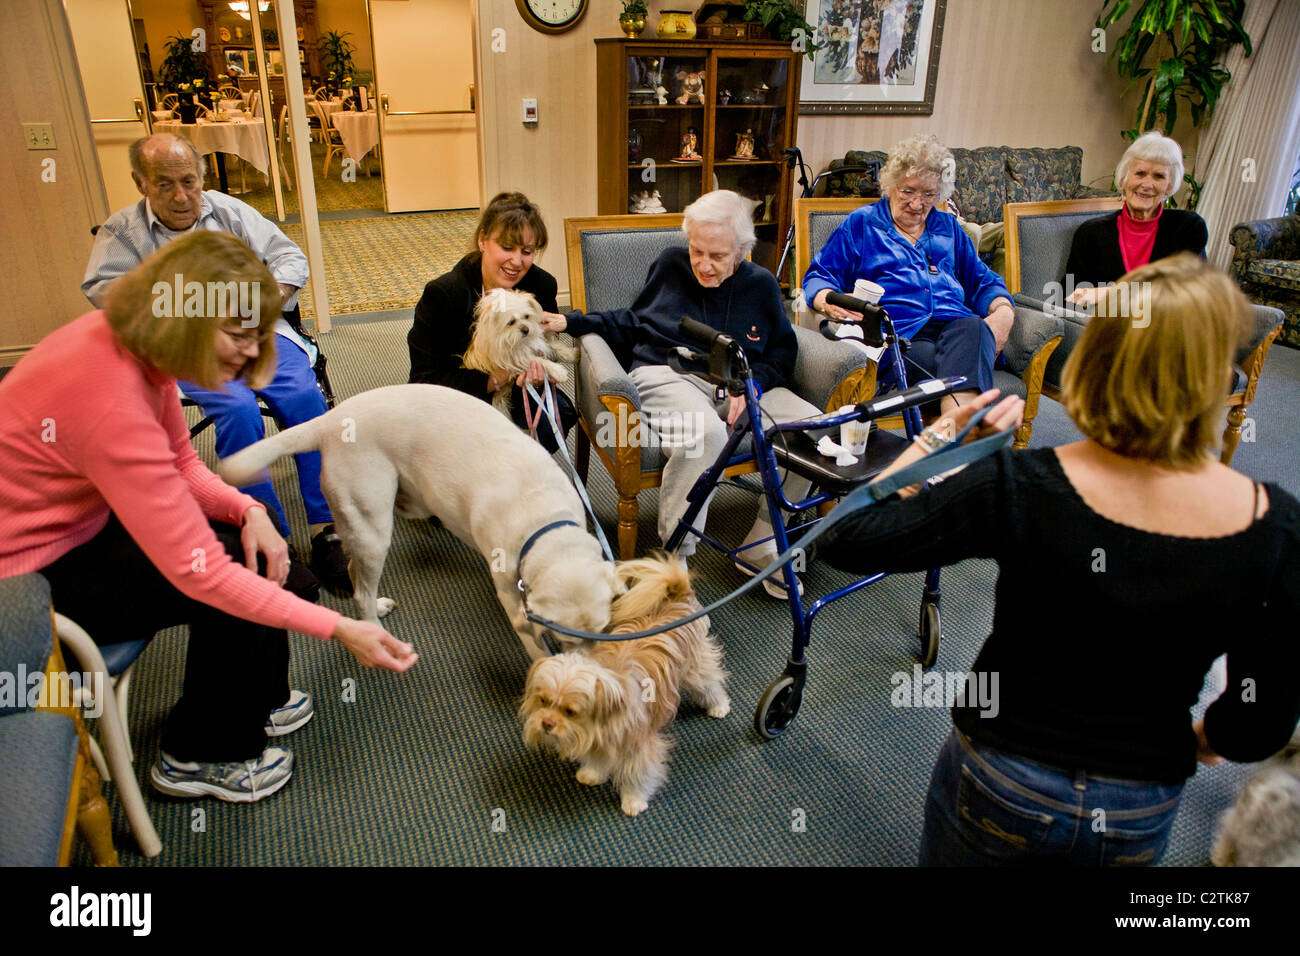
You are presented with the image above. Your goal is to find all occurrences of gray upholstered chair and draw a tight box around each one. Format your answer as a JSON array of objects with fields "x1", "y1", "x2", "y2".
[
  {"x1": 1004, "y1": 198, "x2": 1284, "y2": 464},
  {"x1": 793, "y1": 197, "x2": 1063, "y2": 449},
  {"x1": 0, "y1": 574, "x2": 119, "y2": 866},
  {"x1": 564, "y1": 213, "x2": 875, "y2": 559}
]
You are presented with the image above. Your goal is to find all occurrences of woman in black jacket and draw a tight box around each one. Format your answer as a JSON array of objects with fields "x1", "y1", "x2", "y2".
[
  {"x1": 407, "y1": 192, "x2": 577, "y2": 452},
  {"x1": 1063, "y1": 131, "x2": 1207, "y2": 309}
]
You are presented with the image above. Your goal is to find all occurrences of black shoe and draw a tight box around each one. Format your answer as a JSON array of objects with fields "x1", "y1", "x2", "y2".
[{"x1": 310, "y1": 525, "x2": 352, "y2": 595}]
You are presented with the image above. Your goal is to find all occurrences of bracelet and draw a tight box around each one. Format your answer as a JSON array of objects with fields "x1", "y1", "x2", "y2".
[{"x1": 912, "y1": 426, "x2": 951, "y2": 453}]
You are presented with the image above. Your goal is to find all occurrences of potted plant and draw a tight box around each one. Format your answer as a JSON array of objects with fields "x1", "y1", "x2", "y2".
[
  {"x1": 620, "y1": 1, "x2": 648, "y2": 38},
  {"x1": 743, "y1": 0, "x2": 821, "y2": 59},
  {"x1": 176, "y1": 83, "x2": 198, "y2": 124},
  {"x1": 159, "y1": 32, "x2": 209, "y2": 96},
  {"x1": 319, "y1": 30, "x2": 358, "y2": 91},
  {"x1": 1096, "y1": 0, "x2": 1252, "y2": 209}
]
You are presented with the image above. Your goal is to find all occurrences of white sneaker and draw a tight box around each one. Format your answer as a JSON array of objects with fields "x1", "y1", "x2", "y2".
[
  {"x1": 151, "y1": 746, "x2": 294, "y2": 803},
  {"x1": 265, "y1": 689, "x2": 314, "y2": 737},
  {"x1": 734, "y1": 546, "x2": 803, "y2": 601}
]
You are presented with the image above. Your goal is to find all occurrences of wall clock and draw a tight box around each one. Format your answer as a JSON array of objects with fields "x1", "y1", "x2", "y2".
[{"x1": 515, "y1": 0, "x2": 588, "y2": 35}]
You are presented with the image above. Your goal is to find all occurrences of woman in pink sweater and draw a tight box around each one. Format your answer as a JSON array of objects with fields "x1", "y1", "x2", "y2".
[{"x1": 0, "y1": 232, "x2": 417, "y2": 803}]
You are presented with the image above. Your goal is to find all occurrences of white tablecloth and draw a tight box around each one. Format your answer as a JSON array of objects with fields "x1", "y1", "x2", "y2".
[
  {"x1": 318, "y1": 98, "x2": 345, "y2": 118},
  {"x1": 331, "y1": 110, "x2": 379, "y2": 163},
  {"x1": 156, "y1": 118, "x2": 270, "y2": 176}
]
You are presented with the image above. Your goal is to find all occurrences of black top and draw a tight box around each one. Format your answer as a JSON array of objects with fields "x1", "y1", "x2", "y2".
[
  {"x1": 407, "y1": 253, "x2": 560, "y2": 397},
  {"x1": 1064, "y1": 208, "x2": 1208, "y2": 286},
  {"x1": 564, "y1": 247, "x2": 798, "y2": 393},
  {"x1": 820, "y1": 447, "x2": 1300, "y2": 783}
]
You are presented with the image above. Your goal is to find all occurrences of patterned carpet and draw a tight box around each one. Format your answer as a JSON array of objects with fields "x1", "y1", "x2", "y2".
[
  {"x1": 279, "y1": 211, "x2": 478, "y2": 318},
  {"x1": 235, "y1": 142, "x2": 384, "y2": 217},
  {"x1": 82, "y1": 315, "x2": 1300, "y2": 867}
]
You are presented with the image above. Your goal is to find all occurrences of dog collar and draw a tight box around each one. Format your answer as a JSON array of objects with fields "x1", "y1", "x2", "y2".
[{"x1": 517, "y1": 519, "x2": 580, "y2": 573}]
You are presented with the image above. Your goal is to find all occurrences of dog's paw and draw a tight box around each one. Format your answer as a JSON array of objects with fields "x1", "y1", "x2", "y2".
[
  {"x1": 707, "y1": 698, "x2": 731, "y2": 719},
  {"x1": 621, "y1": 794, "x2": 649, "y2": 817},
  {"x1": 576, "y1": 766, "x2": 608, "y2": 786},
  {"x1": 376, "y1": 597, "x2": 396, "y2": 618}
]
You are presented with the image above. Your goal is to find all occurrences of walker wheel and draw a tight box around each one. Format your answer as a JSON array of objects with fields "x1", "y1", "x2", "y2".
[
  {"x1": 755, "y1": 675, "x2": 802, "y2": 740},
  {"x1": 918, "y1": 601, "x2": 941, "y2": 668}
]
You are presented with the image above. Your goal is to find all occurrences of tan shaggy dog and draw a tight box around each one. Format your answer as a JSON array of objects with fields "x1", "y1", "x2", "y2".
[
  {"x1": 520, "y1": 554, "x2": 730, "y2": 816},
  {"x1": 462, "y1": 288, "x2": 577, "y2": 416}
]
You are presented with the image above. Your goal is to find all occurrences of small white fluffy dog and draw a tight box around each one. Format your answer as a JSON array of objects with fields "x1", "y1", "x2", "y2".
[
  {"x1": 1211, "y1": 725, "x2": 1300, "y2": 867},
  {"x1": 462, "y1": 288, "x2": 578, "y2": 417},
  {"x1": 218, "y1": 384, "x2": 615, "y2": 659},
  {"x1": 520, "y1": 554, "x2": 730, "y2": 816}
]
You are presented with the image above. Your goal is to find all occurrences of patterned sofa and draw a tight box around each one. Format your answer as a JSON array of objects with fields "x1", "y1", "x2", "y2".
[
  {"x1": 824, "y1": 145, "x2": 1111, "y2": 224},
  {"x1": 1230, "y1": 215, "x2": 1300, "y2": 349}
]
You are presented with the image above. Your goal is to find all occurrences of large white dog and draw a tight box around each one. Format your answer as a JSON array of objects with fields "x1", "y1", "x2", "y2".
[{"x1": 219, "y1": 384, "x2": 615, "y2": 659}]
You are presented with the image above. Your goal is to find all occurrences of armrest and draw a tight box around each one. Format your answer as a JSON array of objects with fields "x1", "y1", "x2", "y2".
[
  {"x1": 576, "y1": 333, "x2": 640, "y2": 429},
  {"x1": 790, "y1": 325, "x2": 875, "y2": 410},
  {"x1": 1003, "y1": 304, "x2": 1064, "y2": 377},
  {"x1": 1230, "y1": 217, "x2": 1300, "y2": 267},
  {"x1": 1237, "y1": 304, "x2": 1285, "y2": 366},
  {"x1": 0, "y1": 575, "x2": 55, "y2": 715}
]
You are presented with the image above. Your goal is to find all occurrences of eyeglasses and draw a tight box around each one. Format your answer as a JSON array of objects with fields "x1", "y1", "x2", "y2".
[
  {"x1": 219, "y1": 326, "x2": 266, "y2": 352},
  {"x1": 897, "y1": 187, "x2": 939, "y2": 203}
]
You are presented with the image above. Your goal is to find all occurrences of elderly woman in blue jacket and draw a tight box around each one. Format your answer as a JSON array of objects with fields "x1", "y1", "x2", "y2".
[{"x1": 802, "y1": 134, "x2": 1016, "y2": 416}]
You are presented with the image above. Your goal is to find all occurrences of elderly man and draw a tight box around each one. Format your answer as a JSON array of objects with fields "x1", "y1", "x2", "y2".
[
  {"x1": 83, "y1": 133, "x2": 349, "y2": 592},
  {"x1": 542, "y1": 189, "x2": 819, "y2": 597}
]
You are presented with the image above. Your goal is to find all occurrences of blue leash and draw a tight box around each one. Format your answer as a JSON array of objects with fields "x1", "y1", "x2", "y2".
[
  {"x1": 525, "y1": 379, "x2": 616, "y2": 563},
  {"x1": 526, "y1": 405, "x2": 1013, "y2": 641}
]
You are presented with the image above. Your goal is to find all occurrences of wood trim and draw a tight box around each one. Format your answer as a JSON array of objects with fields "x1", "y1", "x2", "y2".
[
  {"x1": 1002, "y1": 197, "x2": 1123, "y2": 294},
  {"x1": 793, "y1": 196, "x2": 876, "y2": 293},
  {"x1": 564, "y1": 213, "x2": 684, "y2": 312}
]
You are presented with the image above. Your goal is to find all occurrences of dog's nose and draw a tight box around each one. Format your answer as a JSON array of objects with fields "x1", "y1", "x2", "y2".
[
  {"x1": 520, "y1": 324, "x2": 531, "y2": 336},
  {"x1": 541, "y1": 716, "x2": 555, "y2": 732}
]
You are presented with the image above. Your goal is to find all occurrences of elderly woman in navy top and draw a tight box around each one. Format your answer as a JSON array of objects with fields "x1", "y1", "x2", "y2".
[
  {"x1": 802, "y1": 134, "x2": 1016, "y2": 416},
  {"x1": 541, "y1": 189, "x2": 818, "y2": 595}
]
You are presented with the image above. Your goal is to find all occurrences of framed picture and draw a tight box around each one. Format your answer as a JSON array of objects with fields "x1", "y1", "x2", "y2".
[{"x1": 799, "y1": 0, "x2": 946, "y2": 115}]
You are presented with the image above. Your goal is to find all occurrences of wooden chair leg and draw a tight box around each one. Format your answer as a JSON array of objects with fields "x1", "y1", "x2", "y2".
[
  {"x1": 617, "y1": 493, "x2": 639, "y2": 560},
  {"x1": 1221, "y1": 404, "x2": 1246, "y2": 465},
  {"x1": 75, "y1": 746, "x2": 120, "y2": 867}
]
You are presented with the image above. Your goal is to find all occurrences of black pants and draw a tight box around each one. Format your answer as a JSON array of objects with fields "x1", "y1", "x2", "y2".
[{"x1": 40, "y1": 514, "x2": 318, "y2": 762}]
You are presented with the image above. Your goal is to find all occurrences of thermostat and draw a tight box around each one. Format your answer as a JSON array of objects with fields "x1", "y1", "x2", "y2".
[{"x1": 522, "y1": 98, "x2": 538, "y2": 124}]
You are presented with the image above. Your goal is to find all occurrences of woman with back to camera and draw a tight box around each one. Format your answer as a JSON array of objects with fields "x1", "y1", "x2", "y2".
[
  {"x1": 0, "y1": 231, "x2": 417, "y2": 804},
  {"x1": 820, "y1": 253, "x2": 1300, "y2": 865},
  {"x1": 408, "y1": 191, "x2": 578, "y2": 452}
]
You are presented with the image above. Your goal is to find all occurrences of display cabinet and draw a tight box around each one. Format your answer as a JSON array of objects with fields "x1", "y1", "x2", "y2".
[{"x1": 595, "y1": 37, "x2": 802, "y2": 281}]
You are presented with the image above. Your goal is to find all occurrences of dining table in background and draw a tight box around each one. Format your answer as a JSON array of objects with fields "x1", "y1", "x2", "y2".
[
  {"x1": 155, "y1": 116, "x2": 270, "y2": 194},
  {"x1": 330, "y1": 109, "x2": 380, "y2": 168}
]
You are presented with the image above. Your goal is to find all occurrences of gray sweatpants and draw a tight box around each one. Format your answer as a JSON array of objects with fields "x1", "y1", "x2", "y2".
[{"x1": 628, "y1": 364, "x2": 824, "y2": 558}]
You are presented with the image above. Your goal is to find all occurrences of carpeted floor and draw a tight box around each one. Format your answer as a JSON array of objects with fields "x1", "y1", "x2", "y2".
[
  {"x1": 280, "y1": 211, "x2": 478, "y2": 318},
  {"x1": 234, "y1": 142, "x2": 385, "y2": 218},
  {"x1": 86, "y1": 315, "x2": 1300, "y2": 867}
]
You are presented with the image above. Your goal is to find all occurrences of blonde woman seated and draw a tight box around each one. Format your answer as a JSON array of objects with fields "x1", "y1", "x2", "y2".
[
  {"x1": 0, "y1": 232, "x2": 417, "y2": 804},
  {"x1": 821, "y1": 254, "x2": 1300, "y2": 866}
]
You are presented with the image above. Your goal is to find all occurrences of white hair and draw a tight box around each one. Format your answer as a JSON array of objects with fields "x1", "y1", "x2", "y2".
[
  {"x1": 682, "y1": 190, "x2": 755, "y2": 257},
  {"x1": 1116, "y1": 131, "x2": 1184, "y2": 200},
  {"x1": 879, "y1": 134, "x2": 956, "y2": 204}
]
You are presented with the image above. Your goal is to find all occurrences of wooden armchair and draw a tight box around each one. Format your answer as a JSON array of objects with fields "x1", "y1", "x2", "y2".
[
  {"x1": 0, "y1": 575, "x2": 119, "y2": 866},
  {"x1": 1005, "y1": 198, "x2": 1284, "y2": 464},
  {"x1": 565, "y1": 213, "x2": 876, "y2": 559},
  {"x1": 794, "y1": 197, "x2": 1064, "y2": 448}
]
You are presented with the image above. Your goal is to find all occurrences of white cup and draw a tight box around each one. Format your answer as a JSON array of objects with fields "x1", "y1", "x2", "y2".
[
  {"x1": 853, "y1": 279, "x2": 885, "y2": 305},
  {"x1": 836, "y1": 404, "x2": 869, "y2": 456}
]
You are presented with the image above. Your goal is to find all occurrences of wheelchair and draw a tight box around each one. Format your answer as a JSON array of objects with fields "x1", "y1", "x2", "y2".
[{"x1": 662, "y1": 296, "x2": 967, "y2": 739}]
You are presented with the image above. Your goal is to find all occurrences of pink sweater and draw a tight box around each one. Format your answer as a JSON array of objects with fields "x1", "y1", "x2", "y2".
[{"x1": 0, "y1": 311, "x2": 339, "y2": 640}]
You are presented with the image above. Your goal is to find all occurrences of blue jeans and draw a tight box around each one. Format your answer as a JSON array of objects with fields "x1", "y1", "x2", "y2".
[
  {"x1": 182, "y1": 335, "x2": 331, "y2": 535},
  {"x1": 918, "y1": 729, "x2": 1184, "y2": 867}
]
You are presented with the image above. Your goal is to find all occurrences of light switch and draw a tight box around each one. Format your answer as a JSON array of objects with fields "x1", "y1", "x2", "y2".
[
  {"x1": 522, "y1": 98, "x2": 538, "y2": 125},
  {"x1": 23, "y1": 123, "x2": 56, "y2": 149}
]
